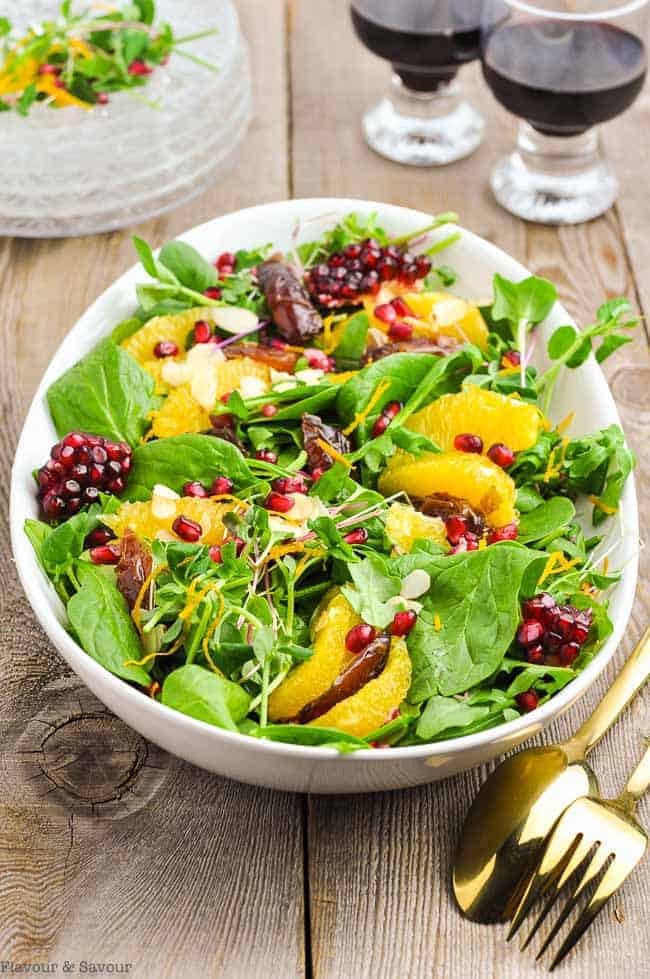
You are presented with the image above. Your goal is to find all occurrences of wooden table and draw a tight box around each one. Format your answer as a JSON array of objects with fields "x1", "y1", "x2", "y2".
[{"x1": 1, "y1": 2, "x2": 648, "y2": 976}]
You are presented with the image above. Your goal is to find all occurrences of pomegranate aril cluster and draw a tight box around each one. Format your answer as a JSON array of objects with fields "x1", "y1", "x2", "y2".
[
  {"x1": 37, "y1": 432, "x2": 132, "y2": 521},
  {"x1": 305, "y1": 239, "x2": 431, "y2": 308},
  {"x1": 517, "y1": 592, "x2": 593, "y2": 666}
]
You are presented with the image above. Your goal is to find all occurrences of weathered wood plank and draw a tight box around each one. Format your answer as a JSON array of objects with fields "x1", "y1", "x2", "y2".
[
  {"x1": 0, "y1": 3, "x2": 305, "y2": 977},
  {"x1": 291, "y1": 3, "x2": 649, "y2": 977}
]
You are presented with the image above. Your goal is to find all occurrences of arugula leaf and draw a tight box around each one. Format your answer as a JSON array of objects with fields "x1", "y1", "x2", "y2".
[
  {"x1": 162, "y1": 664, "x2": 251, "y2": 731},
  {"x1": 47, "y1": 338, "x2": 155, "y2": 446},
  {"x1": 126, "y1": 434, "x2": 254, "y2": 499},
  {"x1": 341, "y1": 553, "x2": 402, "y2": 629},
  {"x1": 491, "y1": 274, "x2": 557, "y2": 344},
  {"x1": 407, "y1": 545, "x2": 541, "y2": 701},
  {"x1": 517, "y1": 497, "x2": 576, "y2": 543},
  {"x1": 67, "y1": 563, "x2": 150, "y2": 685}
]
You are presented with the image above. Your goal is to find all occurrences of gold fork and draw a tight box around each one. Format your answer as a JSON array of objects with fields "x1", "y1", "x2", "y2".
[{"x1": 507, "y1": 739, "x2": 650, "y2": 970}]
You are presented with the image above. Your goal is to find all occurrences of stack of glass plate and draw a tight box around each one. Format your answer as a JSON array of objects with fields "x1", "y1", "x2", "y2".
[{"x1": 0, "y1": 1, "x2": 252, "y2": 237}]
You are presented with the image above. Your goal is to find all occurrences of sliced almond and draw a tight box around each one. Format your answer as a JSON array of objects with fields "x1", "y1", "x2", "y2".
[{"x1": 212, "y1": 305, "x2": 258, "y2": 334}]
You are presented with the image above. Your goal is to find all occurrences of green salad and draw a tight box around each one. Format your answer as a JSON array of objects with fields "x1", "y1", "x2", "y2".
[{"x1": 24, "y1": 211, "x2": 637, "y2": 751}]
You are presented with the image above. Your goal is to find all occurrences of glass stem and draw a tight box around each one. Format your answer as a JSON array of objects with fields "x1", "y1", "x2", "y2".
[{"x1": 516, "y1": 122, "x2": 602, "y2": 177}]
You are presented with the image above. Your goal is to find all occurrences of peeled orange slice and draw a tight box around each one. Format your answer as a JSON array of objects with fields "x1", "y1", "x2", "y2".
[
  {"x1": 103, "y1": 496, "x2": 233, "y2": 545},
  {"x1": 149, "y1": 385, "x2": 212, "y2": 439},
  {"x1": 405, "y1": 386, "x2": 544, "y2": 454},
  {"x1": 268, "y1": 591, "x2": 359, "y2": 722},
  {"x1": 385, "y1": 502, "x2": 447, "y2": 554},
  {"x1": 312, "y1": 636, "x2": 411, "y2": 738},
  {"x1": 378, "y1": 452, "x2": 517, "y2": 528},
  {"x1": 121, "y1": 308, "x2": 218, "y2": 365}
]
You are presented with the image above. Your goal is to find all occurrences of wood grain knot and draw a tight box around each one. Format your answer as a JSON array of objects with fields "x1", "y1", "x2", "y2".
[{"x1": 39, "y1": 712, "x2": 148, "y2": 806}]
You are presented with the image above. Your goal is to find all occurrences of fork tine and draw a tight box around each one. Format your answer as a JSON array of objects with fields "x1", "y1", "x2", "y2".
[
  {"x1": 535, "y1": 843, "x2": 610, "y2": 959},
  {"x1": 508, "y1": 806, "x2": 586, "y2": 940},
  {"x1": 519, "y1": 837, "x2": 594, "y2": 950},
  {"x1": 549, "y1": 855, "x2": 636, "y2": 971}
]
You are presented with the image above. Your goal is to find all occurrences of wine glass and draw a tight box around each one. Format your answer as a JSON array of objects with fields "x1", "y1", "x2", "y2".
[
  {"x1": 350, "y1": 0, "x2": 485, "y2": 165},
  {"x1": 481, "y1": 0, "x2": 649, "y2": 223}
]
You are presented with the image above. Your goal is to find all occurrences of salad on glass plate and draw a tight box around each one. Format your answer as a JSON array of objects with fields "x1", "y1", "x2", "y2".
[{"x1": 23, "y1": 210, "x2": 638, "y2": 752}]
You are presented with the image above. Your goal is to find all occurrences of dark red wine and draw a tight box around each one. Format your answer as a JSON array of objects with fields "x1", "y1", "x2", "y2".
[
  {"x1": 482, "y1": 21, "x2": 647, "y2": 137},
  {"x1": 351, "y1": 1, "x2": 481, "y2": 92}
]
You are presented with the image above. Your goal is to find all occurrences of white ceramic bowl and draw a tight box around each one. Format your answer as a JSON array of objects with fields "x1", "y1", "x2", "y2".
[{"x1": 10, "y1": 199, "x2": 638, "y2": 793}]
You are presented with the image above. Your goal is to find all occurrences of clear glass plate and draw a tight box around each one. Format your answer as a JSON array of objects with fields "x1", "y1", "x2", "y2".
[{"x1": 0, "y1": 0, "x2": 252, "y2": 237}]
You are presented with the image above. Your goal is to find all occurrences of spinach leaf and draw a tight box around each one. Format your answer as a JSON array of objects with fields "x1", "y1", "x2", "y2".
[
  {"x1": 517, "y1": 497, "x2": 576, "y2": 543},
  {"x1": 253, "y1": 724, "x2": 366, "y2": 751},
  {"x1": 47, "y1": 338, "x2": 155, "y2": 446},
  {"x1": 331, "y1": 312, "x2": 369, "y2": 367},
  {"x1": 126, "y1": 435, "x2": 254, "y2": 499},
  {"x1": 337, "y1": 353, "x2": 440, "y2": 433},
  {"x1": 111, "y1": 316, "x2": 144, "y2": 344},
  {"x1": 407, "y1": 544, "x2": 541, "y2": 701},
  {"x1": 24, "y1": 519, "x2": 53, "y2": 566},
  {"x1": 269, "y1": 385, "x2": 339, "y2": 421},
  {"x1": 158, "y1": 240, "x2": 219, "y2": 293},
  {"x1": 162, "y1": 664, "x2": 251, "y2": 731},
  {"x1": 67, "y1": 563, "x2": 150, "y2": 685},
  {"x1": 417, "y1": 695, "x2": 494, "y2": 740}
]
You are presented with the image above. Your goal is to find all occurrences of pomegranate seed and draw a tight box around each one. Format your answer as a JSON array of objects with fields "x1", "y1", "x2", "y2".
[
  {"x1": 262, "y1": 403, "x2": 278, "y2": 418},
  {"x1": 265, "y1": 492, "x2": 295, "y2": 513},
  {"x1": 570, "y1": 621, "x2": 591, "y2": 645},
  {"x1": 488, "y1": 523, "x2": 519, "y2": 544},
  {"x1": 527, "y1": 644, "x2": 545, "y2": 665},
  {"x1": 154, "y1": 340, "x2": 178, "y2": 358},
  {"x1": 345, "y1": 623, "x2": 377, "y2": 653},
  {"x1": 454, "y1": 433, "x2": 483, "y2": 454},
  {"x1": 193, "y1": 320, "x2": 212, "y2": 344},
  {"x1": 203, "y1": 287, "x2": 222, "y2": 300},
  {"x1": 85, "y1": 527, "x2": 114, "y2": 547},
  {"x1": 388, "y1": 707, "x2": 401, "y2": 721},
  {"x1": 517, "y1": 620, "x2": 545, "y2": 647},
  {"x1": 128, "y1": 59, "x2": 152, "y2": 75},
  {"x1": 304, "y1": 348, "x2": 331, "y2": 371},
  {"x1": 374, "y1": 303, "x2": 397, "y2": 325},
  {"x1": 343, "y1": 528, "x2": 369, "y2": 545},
  {"x1": 211, "y1": 476, "x2": 234, "y2": 496},
  {"x1": 555, "y1": 608, "x2": 575, "y2": 639},
  {"x1": 544, "y1": 631, "x2": 563, "y2": 654},
  {"x1": 391, "y1": 610, "x2": 417, "y2": 636},
  {"x1": 256, "y1": 449, "x2": 278, "y2": 464},
  {"x1": 464, "y1": 533, "x2": 479, "y2": 551},
  {"x1": 522, "y1": 593, "x2": 556, "y2": 621},
  {"x1": 372, "y1": 415, "x2": 389, "y2": 438},
  {"x1": 445, "y1": 515, "x2": 468, "y2": 544},
  {"x1": 216, "y1": 251, "x2": 236, "y2": 271},
  {"x1": 183, "y1": 481, "x2": 209, "y2": 498},
  {"x1": 503, "y1": 350, "x2": 521, "y2": 367},
  {"x1": 415, "y1": 255, "x2": 431, "y2": 276},
  {"x1": 383, "y1": 401, "x2": 402, "y2": 420},
  {"x1": 90, "y1": 544, "x2": 121, "y2": 565},
  {"x1": 96, "y1": 92, "x2": 110, "y2": 105},
  {"x1": 269, "y1": 337, "x2": 288, "y2": 350},
  {"x1": 63, "y1": 432, "x2": 86, "y2": 449},
  {"x1": 39, "y1": 64, "x2": 60, "y2": 75},
  {"x1": 344, "y1": 243, "x2": 362, "y2": 259},
  {"x1": 388, "y1": 320, "x2": 413, "y2": 341},
  {"x1": 391, "y1": 296, "x2": 413, "y2": 317},
  {"x1": 487, "y1": 443, "x2": 515, "y2": 467},
  {"x1": 209, "y1": 545, "x2": 223, "y2": 563},
  {"x1": 272, "y1": 475, "x2": 308, "y2": 494},
  {"x1": 172, "y1": 515, "x2": 203, "y2": 542},
  {"x1": 54, "y1": 78, "x2": 66, "y2": 89},
  {"x1": 231, "y1": 536, "x2": 246, "y2": 556},
  {"x1": 559, "y1": 642, "x2": 580, "y2": 666},
  {"x1": 42, "y1": 493, "x2": 66, "y2": 519},
  {"x1": 311, "y1": 467, "x2": 326, "y2": 482},
  {"x1": 516, "y1": 690, "x2": 539, "y2": 713}
]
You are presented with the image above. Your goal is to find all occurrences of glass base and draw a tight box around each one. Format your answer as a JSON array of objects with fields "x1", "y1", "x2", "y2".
[
  {"x1": 490, "y1": 124, "x2": 618, "y2": 225},
  {"x1": 362, "y1": 74, "x2": 484, "y2": 167}
]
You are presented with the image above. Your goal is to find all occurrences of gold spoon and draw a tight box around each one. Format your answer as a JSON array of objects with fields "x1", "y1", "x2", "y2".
[{"x1": 453, "y1": 626, "x2": 650, "y2": 923}]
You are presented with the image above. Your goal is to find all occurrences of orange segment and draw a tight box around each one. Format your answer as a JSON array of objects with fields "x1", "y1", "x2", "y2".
[
  {"x1": 121, "y1": 308, "x2": 219, "y2": 365},
  {"x1": 405, "y1": 386, "x2": 544, "y2": 454},
  {"x1": 385, "y1": 502, "x2": 448, "y2": 554},
  {"x1": 102, "y1": 497, "x2": 233, "y2": 545},
  {"x1": 364, "y1": 289, "x2": 489, "y2": 351},
  {"x1": 378, "y1": 452, "x2": 517, "y2": 528},
  {"x1": 148, "y1": 385, "x2": 212, "y2": 439},
  {"x1": 311, "y1": 637, "x2": 411, "y2": 738},
  {"x1": 268, "y1": 591, "x2": 359, "y2": 722}
]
